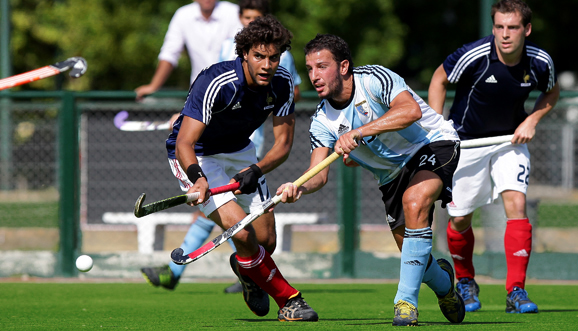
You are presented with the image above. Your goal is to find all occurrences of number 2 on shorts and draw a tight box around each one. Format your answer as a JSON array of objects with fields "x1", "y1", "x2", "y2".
[{"x1": 517, "y1": 164, "x2": 530, "y2": 185}]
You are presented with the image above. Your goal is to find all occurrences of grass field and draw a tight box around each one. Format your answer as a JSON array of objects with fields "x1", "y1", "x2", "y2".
[{"x1": 1, "y1": 282, "x2": 577, "y2": 330}]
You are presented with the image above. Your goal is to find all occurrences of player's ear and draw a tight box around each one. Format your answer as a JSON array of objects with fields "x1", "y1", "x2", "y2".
[
  {"x1": 340, "y1": 60, "x2": 350, "y2": 76},
  {"x1": 524, "y1": 22, "x2": 532, "y2": 37}
]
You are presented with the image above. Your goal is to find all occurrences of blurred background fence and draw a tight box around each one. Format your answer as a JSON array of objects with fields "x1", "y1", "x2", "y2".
[{"x1": 1, "y1": 90, "x2": 578, "y2": 279}]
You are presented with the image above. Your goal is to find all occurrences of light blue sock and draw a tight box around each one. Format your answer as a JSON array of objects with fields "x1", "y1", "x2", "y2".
[
  {"x1": 394, "y1": 227, "x2": 433, "y2": 308},
  {"x1": 422, "y1": 254, "x2": 451, "y2": 296},
  {"x1": 169, "y1": 216, "x2": 215, "y2": 277}
]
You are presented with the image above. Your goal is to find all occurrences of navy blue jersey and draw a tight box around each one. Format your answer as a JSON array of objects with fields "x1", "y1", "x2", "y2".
[
  {"x1": 166, "y1": 57, "x2": 295, "y2": 157},
  {"x1": 443, "y1": 35, "x2": 556, "y2": 140}
]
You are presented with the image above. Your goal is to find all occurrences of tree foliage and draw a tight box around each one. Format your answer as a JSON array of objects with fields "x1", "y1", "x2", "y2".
[
  {"x1": 9, "y1": 0, "x2": 192, "y2": 90},
  {"x1": 4, "y1": 0, "x2": 575, "y2": 91}
]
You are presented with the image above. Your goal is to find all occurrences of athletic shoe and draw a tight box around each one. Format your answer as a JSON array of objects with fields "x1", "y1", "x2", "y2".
[
  {"x1": 229, "y1": 253, "x2": 270, "y2": 317},
  {"x1": 436, "y1": 258, "x2": 466, "y2": 323},
  {"x1": 224, "y1": 281, "x2": 243, "y2": 293},
  {"x1": 456, "y1": 278, "x2": 482, "y2": 312},
  {"x1": 392, "y1": 300, "x2": 418, "y2": 326},
  {"x1": 506, "y1": 287, "x2": 539, "y2": 313},
  {"x1": 278, "y1": 293, "x2": 319, "y2": 322},
  {"x1": 140, "y1": 265, "x2": 180, "y2": 290}
]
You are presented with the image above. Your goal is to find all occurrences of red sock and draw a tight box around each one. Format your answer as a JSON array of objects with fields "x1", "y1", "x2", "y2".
[
  {"x1": 504, "y1": 218, "x2": 532, "y2": 293},
  {"x1": 446, "y1": 221, "x2": 475, "y2": 280},
  {"x1": 236, "y1": 246, "x2": 299, "y2": 308}
]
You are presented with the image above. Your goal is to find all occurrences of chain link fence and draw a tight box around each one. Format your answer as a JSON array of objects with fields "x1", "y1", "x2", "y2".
[{"x1": 1, "y1": 92, "x2": 578, "y2": 258}]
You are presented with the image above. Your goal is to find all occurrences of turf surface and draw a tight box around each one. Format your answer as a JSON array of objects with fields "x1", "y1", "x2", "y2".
[{"x1": 1, "y1": 282, "x2": 577, "y2": 329}]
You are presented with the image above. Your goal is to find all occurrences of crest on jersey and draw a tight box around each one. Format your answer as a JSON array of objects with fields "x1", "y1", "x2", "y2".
[
  {"x1": 355, "y1": 100, "x2": 369, "y2": 117},
  {"x1": 264, "y1": 93, "x2": 275, "y2": 110},
  {"x1": 266, "y1": 93, "x2": 273, "y2": 105},
  {"x1": 521, "y1": 71, "x2": 532, "y2": 87}
]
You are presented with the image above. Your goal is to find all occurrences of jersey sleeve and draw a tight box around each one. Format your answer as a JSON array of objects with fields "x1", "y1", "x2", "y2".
[
  {"x1": 366, "y1": 66, "x2": 408, "y2": 108},
  {"x1": 442, "y1": 38, "x2": 490, "y2": 84},
  {"x1": 272, "y1": 67, "x2": 295, "y2": 117},
  {"x1": 181, "y1": 71, "x2": 232, "y2": 125},
  {"x1": 279, "y1": 51, "x2": 302, "y2": 86},
  {"x1": 158, "y1": 8, "x2": 186, "y2": 67},
  {"x1": 219, "y1": 38, "x2": 236, "y2": 63},
  {"x1": 309, "y1": 108, "x2": 336, "y2": 151},
  {"x1": 531, "y1": 49, "x2": 557, "y2": 93}
]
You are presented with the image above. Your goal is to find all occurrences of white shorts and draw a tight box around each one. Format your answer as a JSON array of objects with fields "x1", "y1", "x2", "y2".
[
  {"x1": 447, "y1": 142, "x2": 530, "y2": 217},
  {"x1": 168, "y1": 145, "x2": 271, "y2": 217}
]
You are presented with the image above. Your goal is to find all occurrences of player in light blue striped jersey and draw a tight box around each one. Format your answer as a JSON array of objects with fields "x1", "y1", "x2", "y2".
[{"x1": 276, "y1": 34, "x2": 464, "y2": 326}]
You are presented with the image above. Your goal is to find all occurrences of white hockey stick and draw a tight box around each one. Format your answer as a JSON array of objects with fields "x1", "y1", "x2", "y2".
[
  {"x1": 113, "y1": 111, "x2": 171, "y2": 131},
  {"x1": 171, "y1": 151, "x2": 341, "y2": 265},
  {"x1": 460, "y1": 134, "x2": 514, "y2": 149},
  {"x1": 0, "y1": 57, "x2": 87, "y2": 90}
]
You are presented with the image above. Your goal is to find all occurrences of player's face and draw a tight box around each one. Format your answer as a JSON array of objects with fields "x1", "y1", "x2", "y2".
[
  {"x1": 305, "y1": 49, "x2": 345, "y2": 100},
  {"x1": 492, "y1": 11, "x2": 531, "y2": 60},
  {"x1": 243, "y1": 44, "x2": 281, "y2": 88},
  {"x1": 240, "y1": 9, "x2": 263, "y2": 28}
]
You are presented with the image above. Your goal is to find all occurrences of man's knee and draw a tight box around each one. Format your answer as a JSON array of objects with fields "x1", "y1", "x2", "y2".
[{"x1": 449, "y1": 214, "x2": 473, "y2": 232}]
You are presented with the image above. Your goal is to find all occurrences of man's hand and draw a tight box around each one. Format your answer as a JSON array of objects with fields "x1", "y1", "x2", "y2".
[
  {"x1": 276, "y1": 183, "x2": 304, "y2": 204},
  {"x1": 187, "y1": 177, "x2": 210, "y2": 205},
  {"x1": 232, "y1": 164, "x2": 262, "y2": 194},
  {"x1": 512, "y1": 117, "x2": 538, "y2": 144},
  {"x1": 335, "y1": 130, "x2": 361, "y2": 163},
  {"x1": 134, "y1": 84, "x2": 158, "y2": 102}
]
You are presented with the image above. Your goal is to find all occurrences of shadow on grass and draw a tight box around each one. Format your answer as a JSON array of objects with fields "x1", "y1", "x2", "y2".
[
  {"x1": 236, "y1": 318, "x2": 382, "y2": 323},
  {"x1": 418, "y1": 321, "x2": 521, "y2": 325},
  {"x1": 298, "y1": 289, "x2": 377, "y2": 294}
]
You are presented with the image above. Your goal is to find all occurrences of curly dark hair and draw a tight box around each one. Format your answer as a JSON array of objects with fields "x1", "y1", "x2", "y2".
[
  {"x1": 239, "y1": 0, "x2": 270, "y2": 15},
  {"x1": 235, "y1": 15, "x2": 292, "y2": 59},
  {"x1": 491, "y1": 0, "x2": 532, "y2": 26},
  {"x1": 304, "y1": 34, "x2": 354, "y2": 74}
]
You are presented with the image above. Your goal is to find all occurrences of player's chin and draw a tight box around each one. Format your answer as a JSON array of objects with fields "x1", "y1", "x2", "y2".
[{"x1": 256, "y1": 74, "x2": 273, "y2": 85}]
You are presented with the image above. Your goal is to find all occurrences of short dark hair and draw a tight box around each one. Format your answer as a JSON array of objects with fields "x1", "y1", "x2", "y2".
[
  {"x1": 239, "y1": 0, "x2": 270, "y2": 15},
  {"x1": 491, "y1": 0, "x2": 532, "y2": 26},
  {"x1": 235, "y1": 15, "x2": 292, "y2": 58},
  {"x1": 304, "y1": 34, "x2": 354, "y2": 74}
]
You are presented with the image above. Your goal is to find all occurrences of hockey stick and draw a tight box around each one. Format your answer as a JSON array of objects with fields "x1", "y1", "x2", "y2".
[
  {"x1": 0, "y1": 57, "x2": 87, "y2": 90},
  {"x1": 171, "y1": 151, "x2": 341, "y2": 265},
  {"x1": 114, "y1": 111, "x2": 171, "y2": 131},
  {"x1": 134, "y1": 182, "x2": 240, "y2": 218},
  {"x1": 460, "y1": 134, "x2": 514, "y2": 149}
]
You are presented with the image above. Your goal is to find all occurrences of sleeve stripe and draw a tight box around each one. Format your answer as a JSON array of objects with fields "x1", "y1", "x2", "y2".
[
  {"x1": 448, "y1": 43, "x2": 491, "y2": 83},
  {"x1": 310, "y1": 102, "x2": 330, "y2": 150},
  {"x1": 310, "y1": 133, "x2": 325, "y2": 149},
  {"x1": 354, "y1": 65, "x2": 394, "y2": 106},
  {"x1": 202, "y1": 70, "x2": 238, "y2": 123},
  {"x1": 274, "y1": 66, "x2": 294, "y2": 116},
  {"x1": 527, "y1": 46, "x2": 556, "y2": 91}
]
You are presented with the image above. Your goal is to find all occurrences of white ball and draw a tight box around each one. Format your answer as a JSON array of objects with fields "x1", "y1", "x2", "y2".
[{"x1": 76, "y1": 255, "x2": 93, "y2": 272}]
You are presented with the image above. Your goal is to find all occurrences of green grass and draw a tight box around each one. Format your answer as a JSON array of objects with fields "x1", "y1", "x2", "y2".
[
  {"x1": 0, "y1": 283, "x2": 577, "y2": 330},
  {"x1": 0, "y1": 201, "x2": 58, "y2": 227}
]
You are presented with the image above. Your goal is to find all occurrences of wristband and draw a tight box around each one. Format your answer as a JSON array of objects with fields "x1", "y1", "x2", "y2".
[
  {"x1": 186, "y1": 164, "x2": 206, "y2": 184},
  {"x1": 355, "y1": 128, "x2": 363, "y2": 140},
  {"x1": 249, "y1": 164, "x2": 263, "y2": 178},
  {"x1": 232, "y1": 164, "x2": 263, "y2": 194}
]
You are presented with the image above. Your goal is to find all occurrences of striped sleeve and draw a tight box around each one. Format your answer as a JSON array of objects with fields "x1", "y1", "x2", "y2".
[
  {"x1": 272, "y1": 66, "x2": 295, "y2": 117},
  {"x1": 182, "y1": 68, "x2": 238, "y2": 125},
  {"x1": 309, "y1": 101, "x2": 336, "y2": 151},
  {"x1": 527, "y1": 45, "x2": 556, "y2": 92},
  {"x1": 355, "y1": 65, "x2": 407, "y2": 107},
  {"x1": 444, "y1": 42, "x2": 491, "y2": 83}
]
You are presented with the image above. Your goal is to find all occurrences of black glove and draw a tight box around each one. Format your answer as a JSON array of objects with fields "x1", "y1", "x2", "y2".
[{"x1": 232, "y1": 164, "x2": 263, "y2": 194}]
